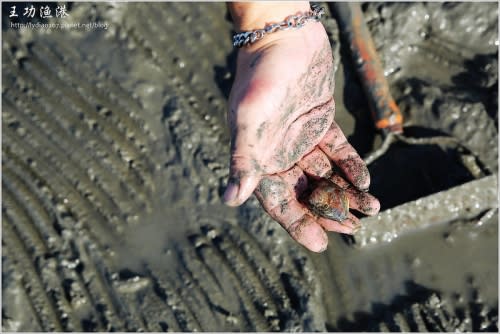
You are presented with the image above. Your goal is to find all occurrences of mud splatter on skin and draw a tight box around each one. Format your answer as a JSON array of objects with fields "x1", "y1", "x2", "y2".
[
  {"x1": 227, "y1": 168, "x2": 251, "y2": 187},
  {"x1": 279, "y1": 92, "x2": 297, "y2": 127},
  {"x1": 273, "y1": 148, "x2": 288, "y2": 170},
  {"x1": 287, "y1": 116, "x2": 329, "y2": 164},
  {"x1": 256, "y1": 177, "x2": 288, "y2": 201},
  {"x1": 324, "y1": 142, "x2": 335, "y2": 152},
  {"x1": 272, "y1": 40, "x2": 336, "y2": 171},
  {"x1": 272, "y1": 98, "x2": 334, "y2": 171},
  {"x1": 313, "y1": 162, "x2": 334, "y2": 179},
  {"x1": 230, "y1": 39, "x2": 334, "y2": 177},
  {"x1": 336, "y1": 157, "x2": 370, "y2": 191},
  {"x1": 254, "y1": 175, "x2": 302, "y2": 225},
  {"x1": 256, "y1": 121, "x2": 268, "y2": 141},
  {"x1": 324, "y1": 131, "x2": 341, "y2": 153},
  {"x1": 305, "y1": 40, "x2": 335, "y2": 101},
  {"x1": 300, "y1": 40, "x2": 333, "y2": 96},
  {"x1": 287, "y1": 217, "x2": 327, "y2": 252},
  {"x1": 327, "y1": 58, "x2": 336, "y2": 93},
  {"x1": 251, "y1": 157, "x2": 263, "y2": 173},
  {"x1": 346, "y1": 187, "x2": 378, "y2": 215},
  {"x1": 302, "y1": 151, "x2": 332, "y2": 178},
  {"x1": 287, "y1": 216, "x2": 308, "y2": 236},
  {"x1": 278, "y1": 40, "x2": 334, "y2": 127},
  {"x1": 278, "y1": 199, "x2": 289, "y2": 215}
]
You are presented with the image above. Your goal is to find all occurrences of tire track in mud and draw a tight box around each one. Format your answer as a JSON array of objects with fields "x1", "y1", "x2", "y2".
[
  {"x1": 2, "y1": 71, "x2": 148, "y2": 213},
  {"x1": 114, "y1": 2, "x2": 232, "y2": 190},
  {"x1": 2, "y1": 25, "x2": 156, "y2": 331},
  {"x1": 188, "y1": 224, "x2": 277, "y2": 331},
  {"x1": 2, "y1": 220, "x2": 64, "y2": 331},
  {"x1": 110, "y1": 220, "x2": 313, "y2": 331},
  {"x1": 171, "y1": 221, "x2": 313, "y2": 331},
  {"x1": 2, "y1": 41, "x2": 155, "y2": 203}
]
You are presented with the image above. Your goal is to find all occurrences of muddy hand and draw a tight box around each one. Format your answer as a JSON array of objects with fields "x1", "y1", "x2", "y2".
[
  {"x1": 224, "y1": 3, "x2": 379, "y2": 252},
  {"x1": 251, "y1": 125, "x2": 380, "y2": 253}
]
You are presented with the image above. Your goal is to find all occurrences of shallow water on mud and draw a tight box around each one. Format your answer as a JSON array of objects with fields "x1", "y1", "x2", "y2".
[{"x1": 2, "y1": 2, "x2": 498, "y2": 332}]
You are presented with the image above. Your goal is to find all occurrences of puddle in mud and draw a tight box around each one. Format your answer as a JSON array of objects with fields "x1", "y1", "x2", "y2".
[{"x1": 2, "y1": 2, "x2": 498, "y2": 332}]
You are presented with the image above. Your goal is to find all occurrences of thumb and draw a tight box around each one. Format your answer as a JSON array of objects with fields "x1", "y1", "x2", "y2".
[{"x1": 223, "y1": 156, "x2": 261, "y2": 207}]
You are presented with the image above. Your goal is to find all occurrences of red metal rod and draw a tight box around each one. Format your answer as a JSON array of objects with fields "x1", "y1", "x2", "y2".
[{"x1": 331, "y1": 2, "x2": 403, "y2": 135}]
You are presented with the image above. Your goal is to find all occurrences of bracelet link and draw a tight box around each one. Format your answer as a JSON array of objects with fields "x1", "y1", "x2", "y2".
[
  {"x1": 295, "y1": 15, "x2": 307, "y2": 27},
  {"x1": 285, "y1": 16, "x2": 296, "y2": 29},
  {"x1": 232, "y1": 5, "x2": 325, "y2": 48},
  {"x1": 266, "y1": 23, "x2": 280, "y2": 34},
  {"x1": 251, "y1": 29, "x2": 266, "y2": 44}
]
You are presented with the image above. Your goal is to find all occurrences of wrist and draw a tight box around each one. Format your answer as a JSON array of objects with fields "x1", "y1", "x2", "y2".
[{"x1": 229, "y1": 2, "x2": 310, "y2": 32}]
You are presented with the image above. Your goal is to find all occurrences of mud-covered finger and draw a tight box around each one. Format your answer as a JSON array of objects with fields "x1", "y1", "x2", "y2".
[
  {"x1": 296, "y1": 148, "x2": 333, "y2": 179},
  {"x1": 224, "y1": 173, "x2": 261, "y2": 207},
  {"x1": 287, "y1": 216, "x2": 329, "y2": 253},
  {"x1": 345, "y1": 187, "x2": 380, "y2": 216},
  {"x1": 255, "y1": 175, "x2": 328, "y2": 252},
  {"x1": 254, "y1": 175, "x2": 307, "y2": 223},
  {"x1": 318, "y1": 121, "x2": 370, "y2": 191},
  {"x1": 328, "y1": 171, "x2": 351, "y2": 189},
  {"x1": 279, "y1": 165, "x2": 309, "y2": 198},
  {"x1": 317, "y1": 212, "x2": 360, "y2": 234}
]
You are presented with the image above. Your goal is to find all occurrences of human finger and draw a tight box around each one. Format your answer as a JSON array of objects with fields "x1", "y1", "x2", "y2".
[
  {"x1": 344, "y1": 187, "x2": 380, "y2": 216},
  {"x1": 254, "y1": 173, "x2": 309, "y2": 225},
  {"x1": 327, "y1": 172, "x2": 351, "y2": 189},
  {"x1": 287, "y1": 216, "x2": 329, "y2": 253},
  {"x1": 296, "y1": 147, "x2": 333, "y2": 179},
  {"x1": 326, "y1": 171, "x2": 380, "y2": 215},
  {"x1": 223, "y1": 154, "x2": 262, "y2": 207},
  {"x1": 317, "y1": 212, "x2": 360, "y2": 234},
  {"x1": 254, "y1": 172, "x2": 328, "y2": 252},
  {"x1": 318, "y1": 121, "x2": 370, "y2": 191},
  {"x1": 278, "y1": 165, "x2": 309, "y2": 197}
]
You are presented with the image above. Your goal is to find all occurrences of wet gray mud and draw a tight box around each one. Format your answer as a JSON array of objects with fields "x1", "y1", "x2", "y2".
[{"x1": 1, "y1": 2, "x2": 498, "y2": 332}]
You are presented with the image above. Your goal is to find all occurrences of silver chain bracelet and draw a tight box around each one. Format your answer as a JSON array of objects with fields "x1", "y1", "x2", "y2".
[{"x1": 232, "y1": 4, "x2": 325, "y2": 48}]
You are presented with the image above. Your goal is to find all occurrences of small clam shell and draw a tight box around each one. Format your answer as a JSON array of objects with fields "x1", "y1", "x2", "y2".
[{"x1": 307, "y1": 180, "x2": 349, "y2": 222}]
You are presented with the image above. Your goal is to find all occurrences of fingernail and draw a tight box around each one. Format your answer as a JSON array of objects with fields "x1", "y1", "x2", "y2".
[{"x1": 223, "y1": 182, "x2": 239, "y2": 204}]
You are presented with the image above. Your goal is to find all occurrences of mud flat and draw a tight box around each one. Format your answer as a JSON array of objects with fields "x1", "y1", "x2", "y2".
[
  {"x1": 2, "y1": 2, "x2": 498, "y2": 331},
  {"x1": 355, "y1": 174, "x2": 498, "y2": 247}
]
